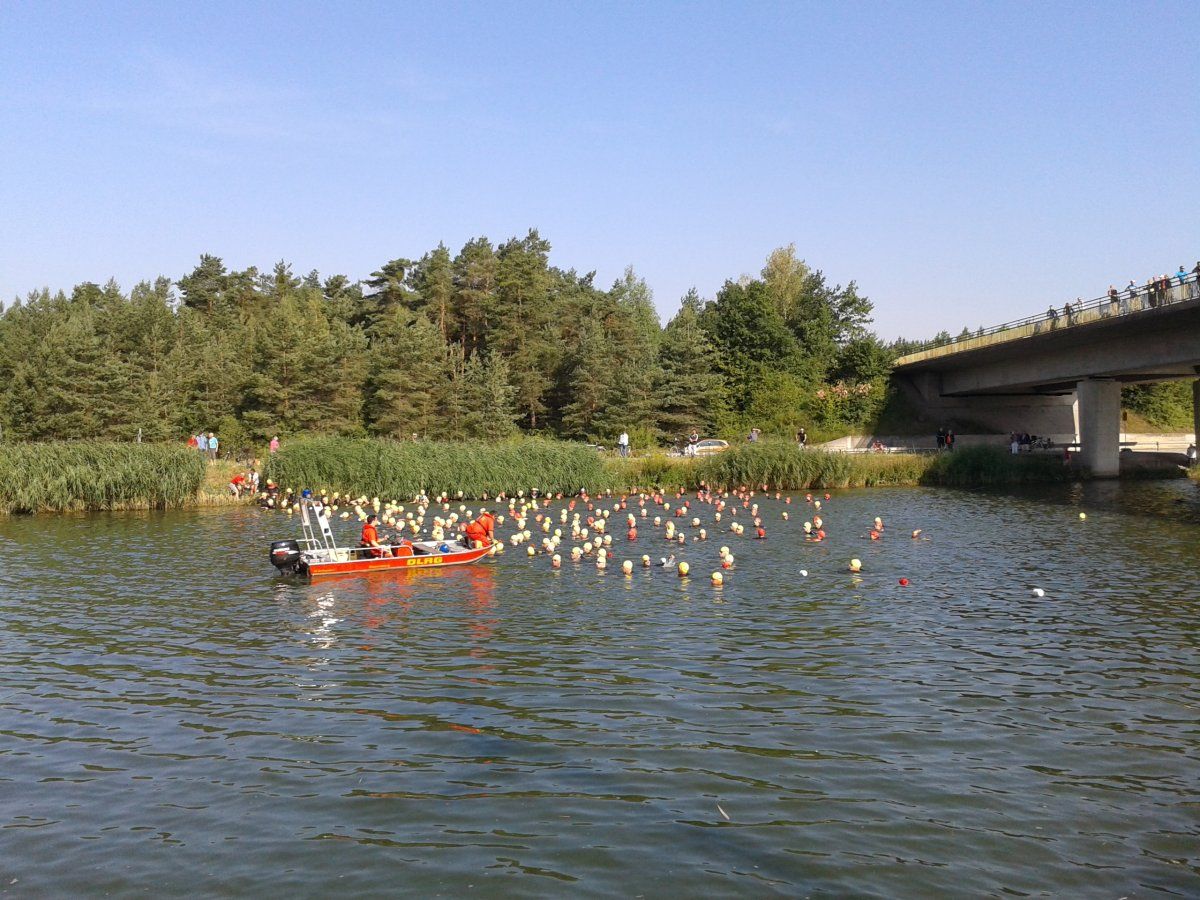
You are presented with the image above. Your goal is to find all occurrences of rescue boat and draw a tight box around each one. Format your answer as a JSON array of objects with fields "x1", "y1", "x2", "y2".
[{"x1": 269, "y1": 498, "x2": 494, "y2": 580}]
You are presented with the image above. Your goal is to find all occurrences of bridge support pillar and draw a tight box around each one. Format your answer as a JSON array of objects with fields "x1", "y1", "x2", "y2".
[
  {"x1": 1077, "y1": 378, "x2": 1121, "y2": 477},
  {"x1": 1193, "y1": 378, "x2": 1200, "y2": 442}
]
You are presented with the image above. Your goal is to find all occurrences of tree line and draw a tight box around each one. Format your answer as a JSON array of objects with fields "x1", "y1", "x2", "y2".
[{"x1": 0, "y1": 231, "x2": 905, "y2": 452}]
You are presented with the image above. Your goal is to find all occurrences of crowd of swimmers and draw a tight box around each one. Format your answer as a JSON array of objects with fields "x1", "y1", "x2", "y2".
[{"x1": 253, "y1": 478, "x2": 947, "y2": 590}]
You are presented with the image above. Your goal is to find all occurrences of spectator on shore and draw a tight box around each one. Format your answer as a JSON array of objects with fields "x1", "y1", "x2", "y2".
[
  {"x1": 188, "y1": 434, "x2": 198, "y2": 450},
  {"x1": 229, "y1": 472, "x2": 246, "y2": 496},
  {"x1": 207, "y1": 432, "x2": 218, "y2": 462},
  {"x1": 946, "y1": 429, "x2": 956, "y2": 451},
  {"x1": 617, "y1": 430, "x2": 630, "y2": 458},
  {"x1": 1010, "y1": 432, "x2": 1020, "y2": 455},
  {"x1": 1177, "y1": 266, "x2": 1188, "y2": 287},
  {"x1": 747, "y1": 427, "x2": 760, "y2": 443},
  {"x1": 269, "y1": 435, "x2": 280, "y2": 454},
  {"x1": 936, "y1": 427, "x2": 946, "y2": 451},
  {"x1": 686, "y1": 429, "x2": 699, "y2": 457},
  {"x1": 1186, "y1": 443, "x2": 1197, "y2": 466},
  {"x1": 197, "y1": 433, "x2": 208, "y2": 455},
  {"x1": 796, "y1": 427, "x2": 807, "y2": 447},
  {"x1": 1107, "y1": 285, "x2": 1119, "y2": 316}
]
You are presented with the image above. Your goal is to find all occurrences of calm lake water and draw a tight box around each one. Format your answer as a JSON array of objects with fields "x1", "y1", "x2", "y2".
[{"x1": 2, "y1": 482, "x2": 1199, "y2": 897}]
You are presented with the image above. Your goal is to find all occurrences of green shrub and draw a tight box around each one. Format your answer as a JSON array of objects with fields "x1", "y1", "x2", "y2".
[{"x1": 920, "y1": 445, "x2": 1072, "y2": 486}]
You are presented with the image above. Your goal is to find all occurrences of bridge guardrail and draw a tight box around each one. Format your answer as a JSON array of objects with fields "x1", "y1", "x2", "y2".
[{"x1": 910, "y1": 270, "x2": 1199, "y2": 355}]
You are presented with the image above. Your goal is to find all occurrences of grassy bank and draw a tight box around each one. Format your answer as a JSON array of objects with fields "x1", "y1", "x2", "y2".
[
  {"x1": 0, "y1": 442, "x2": 206, "y2": 513},
  {"x1": 266, "y1": 437, "x2": 1075, "y2": 498}
]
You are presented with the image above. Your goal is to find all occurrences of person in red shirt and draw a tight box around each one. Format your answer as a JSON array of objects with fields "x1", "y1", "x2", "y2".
[
  {"x1": 360, "y1": 514, "x2": 387, "y2": 558},
  {"x1": 228, "y1": 473, "x2": 246, "y2": 496},
  {"x1": 463, "y1": 509, "x2": 495, "y2": 548}
]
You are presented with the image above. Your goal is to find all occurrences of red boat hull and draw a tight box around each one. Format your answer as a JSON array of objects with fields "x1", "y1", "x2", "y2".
[{"x1": 302, "y1": 543, "x2": 493, "y2": 580}]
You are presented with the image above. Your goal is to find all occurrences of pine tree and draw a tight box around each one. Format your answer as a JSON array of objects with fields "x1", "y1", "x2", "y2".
[
  {"x1": 452, "y1": 237, "x2": 497, "y2": 356},
  {"x1": 177, "y1": 255, "x2": 228, "y2": 314},
  {"x1": 460, "y1": 352, "x2": 519, "y2": 440},
  {"x1": 412, "y1": 243, "x2": 456, "y2": 342},
  {"x1": 367, "y1": 312, "x2": 447, "y2": 438},
  {"x1": 559, "y1": 323, "x2": 612, "y2": 439},
  {"x1": 655, "y1": 290, "x2": 728, "y2": 438},
  {"x1": 493, "y1": 230, "x2": 557, "y2": 429}
]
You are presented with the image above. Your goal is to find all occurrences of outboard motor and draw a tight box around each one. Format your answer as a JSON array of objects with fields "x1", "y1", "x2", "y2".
[{"x1": 269, "y1": 539, "x2": 302, "y2": 573}]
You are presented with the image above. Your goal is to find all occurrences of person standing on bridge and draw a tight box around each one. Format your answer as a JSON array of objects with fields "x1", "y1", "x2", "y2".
[{"x1": 1124, "y1": 280, "x2": 1138, "y2": 313}]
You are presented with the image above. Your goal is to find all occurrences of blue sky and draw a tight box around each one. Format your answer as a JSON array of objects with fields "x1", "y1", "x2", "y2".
[{"x1": 1, "y1": 1, "x2": 1196, "y2": 339}]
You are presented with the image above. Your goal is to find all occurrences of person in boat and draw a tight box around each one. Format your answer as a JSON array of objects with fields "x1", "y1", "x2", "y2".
[
  {"x1": 360, "y1": 514, "x2": 388, "y2": 558},
  {"x1": 462, "y1": 509, "x2": 496, "y2": 549}
]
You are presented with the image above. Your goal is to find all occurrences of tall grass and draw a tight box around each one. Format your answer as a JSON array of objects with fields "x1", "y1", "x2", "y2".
[
  {"x1": 0, "y1": 442, "x2": 206, "y2": 513},
  {"x1": 265, "y1": 437, "x2": 613, "y2": 500},
  {"x1": 267, "y1": 438, "x2": 1077, "y2": 499},
  {"x1": 691, "y1": 444, "x2": 934, "y2": 490},
  {"x1": 690, "y1": 444, "x2": 1073, "y2": 490}
]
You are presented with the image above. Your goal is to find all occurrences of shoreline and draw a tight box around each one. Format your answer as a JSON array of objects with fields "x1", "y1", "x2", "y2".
[
  {"x1": 260, "y1": 438, "x2": 1083, "y2": 501},
  {"x1": 4, "y1": 438, "x2": 1188, "y2": 516}
]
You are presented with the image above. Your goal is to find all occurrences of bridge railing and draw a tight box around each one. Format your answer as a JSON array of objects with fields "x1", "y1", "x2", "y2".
[{"x1": 915, "y1": 270, "x2": 1200, "y2": 354}]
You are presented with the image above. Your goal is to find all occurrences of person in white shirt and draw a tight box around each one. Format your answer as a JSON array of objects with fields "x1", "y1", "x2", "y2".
[{"x1": 617, "y1": 431, "x2": 630, "y2": 458}]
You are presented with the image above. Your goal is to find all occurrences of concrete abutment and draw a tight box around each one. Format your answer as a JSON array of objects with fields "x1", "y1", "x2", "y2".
[{"x1": 1076, "y1": 378, "x2": 1121, "y2": 477}]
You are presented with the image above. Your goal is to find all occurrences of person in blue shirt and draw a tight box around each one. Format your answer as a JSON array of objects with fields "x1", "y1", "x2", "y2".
[
  {"x1": 197, "y1": 433, "x2": 208, "y2": 454},
  {"x1": 207, "y1": 432, "x2": 219, "y2": 462}
]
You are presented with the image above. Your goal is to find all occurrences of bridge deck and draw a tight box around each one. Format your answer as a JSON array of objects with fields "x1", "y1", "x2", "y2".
[{"x1": 896, "y1": 272, "x2": 1199, "y2": 368}]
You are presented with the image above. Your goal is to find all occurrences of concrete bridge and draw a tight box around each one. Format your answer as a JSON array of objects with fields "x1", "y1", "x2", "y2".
[{"x1": 893, "y1": 273, "x2": 1200, "y2": 476}]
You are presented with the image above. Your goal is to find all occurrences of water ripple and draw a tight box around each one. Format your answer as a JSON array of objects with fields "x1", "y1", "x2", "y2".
[{"x1": 1, "y1": 486, "x2": 1198, "y2": 896}]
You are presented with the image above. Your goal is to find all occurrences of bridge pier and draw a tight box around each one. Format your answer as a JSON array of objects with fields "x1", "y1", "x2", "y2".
[
  {"x1": 1077, "y1": 378, "x2": 1121, "y2": 477},
  {"x1": 1194, "y1": 378, "x2": 1200, "y2": 443}
]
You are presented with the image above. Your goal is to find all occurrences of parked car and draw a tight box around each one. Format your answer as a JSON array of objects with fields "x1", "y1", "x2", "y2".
[{"x1": 693, "y1": 438, "x2": 729, "y2": 457}]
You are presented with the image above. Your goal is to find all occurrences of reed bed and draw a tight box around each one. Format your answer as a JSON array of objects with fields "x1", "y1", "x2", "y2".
[
  {"x1": 0, "y1": 442, "x2": 206, "y2": 513},
  {"x1": 687, "y1": 444, "x2": 933, "y2": 490},
  {"x1": 690, "y1": 444, "x2": 1072, "y2": 490},
  {"x1": 266, "y1": 438, "x2": 1078, "y2": 499},
  {"x1": 265, "y1": 437, "x2": 612, "y2": 500}
]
